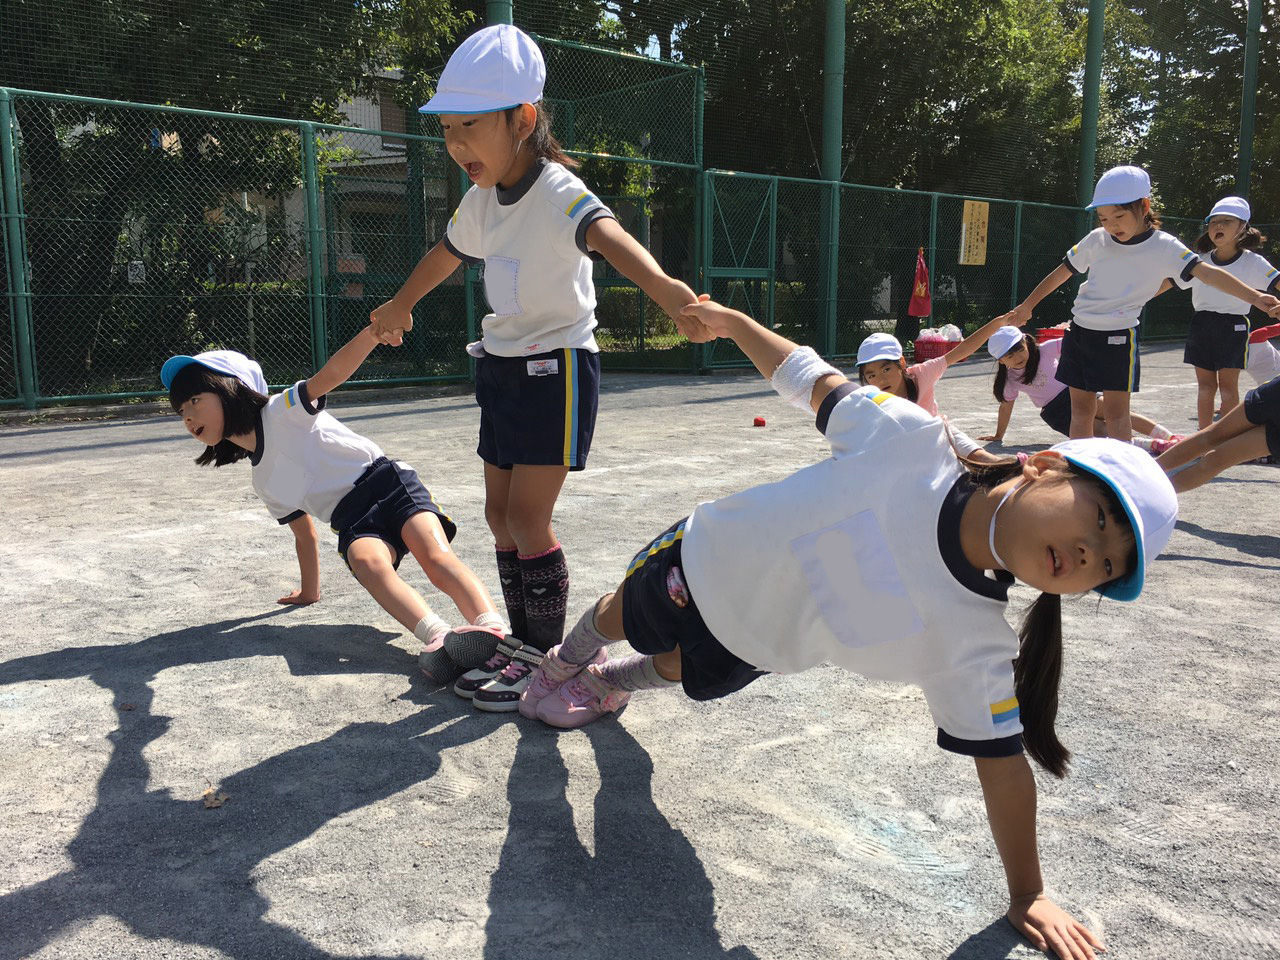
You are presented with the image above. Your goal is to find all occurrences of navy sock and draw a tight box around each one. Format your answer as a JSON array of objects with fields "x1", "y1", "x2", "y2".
[
  {"x1": 495, "y1": 547, "x2": 527, "y2": 641},
  {"x1": 519, "y1": 545, "x2": 569, "y2": 654}
]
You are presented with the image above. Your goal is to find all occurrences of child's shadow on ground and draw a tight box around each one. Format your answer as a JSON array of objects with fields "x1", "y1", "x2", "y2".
[
  {"x1": 485, "y1": 719, "x2": 759, "y2": 960},
  {"x1": 947, "y1": 917, "x2": 1038, "y2": 958}
]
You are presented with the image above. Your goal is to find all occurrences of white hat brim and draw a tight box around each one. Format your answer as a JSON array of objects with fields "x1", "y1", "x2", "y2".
[{"x1": 419, "y1": 91, "x2": 527, "y2": 115}]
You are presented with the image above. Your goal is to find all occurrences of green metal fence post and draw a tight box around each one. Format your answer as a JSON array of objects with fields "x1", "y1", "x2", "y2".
[
  {"x1": 1237, "y1": 0, "x2": 1262, "y2": 195},
  {"x1": 0, "y1": 89, "x2": 37, "y2": 409},
  {"x1": 825, "y1": 181, "x2": 840, "y2": 354},
  {"x1": 1078, "y1": 0, "x2": 1105, "y2": 207},
  {"x1": 299, "y1": 122, "x2": 328, "y2": 370},
  {"x1": 928, "y1": 193, "x2": 939, "y2": 285},
  {"x1": 487, "y1": 1, "x2": 513, "y2": 25},
  {"x1": 1012, "y1": 200, "x2": 1023, "y2": 308},
  {"x1": 693, "y1": 65, "x2": 706, "y2": 373},
  {"x1": 767, "y1": 177, "x2": 778, "y2": 330}
]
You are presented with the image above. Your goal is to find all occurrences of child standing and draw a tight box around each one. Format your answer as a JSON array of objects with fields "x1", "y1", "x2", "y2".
[
  {"x1": 854, "y1": 315, "x2": 1011, "y2": 462},
  {"x1": 1176, "y1": 197, "x2": 1280, "y2": 429},
  {"x1": 978, "y1": 326, "x2": 1182, "y2": 452},
  {"x1": 1003, "y1": 165, "x2": 1280, "y2": 441},
  {"x1": 1156, "y1": 374, "x2": 1279, "y2": 491},
  {"x1": 162, "y1": 330, "x2": 508, "y2": 683},
  {"x1": 369, "y1": 25, "x2": 703, "y2": 710},
  {"x1": 516, "y1": 297, "x2": 1176, "y2": 960}
]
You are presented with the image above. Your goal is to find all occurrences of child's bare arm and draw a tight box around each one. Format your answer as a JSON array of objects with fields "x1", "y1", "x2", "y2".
[
  {"x1": 1001, "y1": 264, "x2": 1073, "y2": 326},
  {"x1": 305, "y1": 326, "x2": 380, "y2": 401},
  {"x1": 946, "y1": 315, "x2": 1023, "y2": 366},
  {"x1": 976, "y1": 754, "x2": 1103, "y2": 959},
  {"x1": 369, "y1": 241, "x2": 464, "y2": 342},
  {"x1": 280, "y1": 514, "x2": 321, "y2": 605},
  {"x1": 980, "y1": 399, "x2": 1016, "y2": 442}
]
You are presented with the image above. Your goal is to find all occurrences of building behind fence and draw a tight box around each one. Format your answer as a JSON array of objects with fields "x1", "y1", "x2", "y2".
[{"x1": 2, "y1": 38, "x2": 1277, "y2": 409}]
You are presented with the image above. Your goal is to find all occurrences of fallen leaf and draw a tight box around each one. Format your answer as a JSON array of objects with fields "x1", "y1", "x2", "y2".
[{"x1": 202, "y1": 788, "x2": 229, "y2": 809}]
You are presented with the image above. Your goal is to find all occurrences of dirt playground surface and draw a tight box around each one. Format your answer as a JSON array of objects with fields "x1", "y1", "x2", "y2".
[{"x1": 1, "y1": 343, "x2": 1277, "y2": 959}]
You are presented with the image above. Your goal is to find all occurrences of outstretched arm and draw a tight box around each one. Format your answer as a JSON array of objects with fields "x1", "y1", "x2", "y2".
[
  {"x1": 279, "y1": 514, "x2": 321, "y2": 605},
  {"x1": 585, "y1": 218, "x2": 712, "y2": 342},
  {"x1": 1000, "y1": 264, "x2": 1073, "y2": 326},
  {"x1": 945, "y1": 315, "x2": 1025, "y2": 366},
  {"x1": 305, "y1": 325, "x2": 380, "y2": 401},
  {"x1": 1191, "y1": 261, "x2": 1280, "y2": 317},
  {"x1": 369, "y1": 241, "x2": 464, "y2": 343},
  {"x1": 680, "y1": 298, "x2": 847, "y2": 412},
  {"x1": 979, "y1": 399, "x2": 1016, "y2": 443},
  {"x1": 976, "y1": 754, "x2": 1104, "y2": 959}
]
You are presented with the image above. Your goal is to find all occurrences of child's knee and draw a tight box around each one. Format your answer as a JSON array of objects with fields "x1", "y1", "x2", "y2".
[{"x1": 346, "y1": 543, "x2": 393, "y2": 581}]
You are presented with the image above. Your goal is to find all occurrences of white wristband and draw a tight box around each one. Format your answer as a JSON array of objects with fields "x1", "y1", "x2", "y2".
[{"x1": 770, "y1": 346, "x2": 842, "y2": 411}]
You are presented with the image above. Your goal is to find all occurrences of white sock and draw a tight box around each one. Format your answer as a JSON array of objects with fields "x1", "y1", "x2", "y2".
[
  {"x1": 1130, "y1": 436, "x2": 1155, "y2": 451},
  {"x1": 1150, "y1": 423, "x2": 1173, "y2": 441},
  {"x1": 472, "y1": 611, "x2": 507, "y2": 633},
  {"x1": 413, "y1": 613, "x2": 450, "y2": 647}
]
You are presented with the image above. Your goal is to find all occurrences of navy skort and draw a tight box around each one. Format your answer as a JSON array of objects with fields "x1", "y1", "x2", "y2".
[
  {"x1": 1038, "y1": 387, "x2": 1073, "y2": 436},
  {"x1": 1183, "y1": 311, "x2": 1250, "y2": 371},
  {"x1": 330, "y1": 457, "x2": 457, "y2": 571},
  {"x1": 1056, "y1": 323, "x2": 1141, "y2": 393},
  {"x1": 1244, "y1": 375, "x2": 1280, "y2": 459}
]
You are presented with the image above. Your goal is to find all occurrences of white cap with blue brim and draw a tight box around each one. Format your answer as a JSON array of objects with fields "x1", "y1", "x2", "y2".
[{"x1": 162, "y1": 350, "x2": 268, "y2": 396}]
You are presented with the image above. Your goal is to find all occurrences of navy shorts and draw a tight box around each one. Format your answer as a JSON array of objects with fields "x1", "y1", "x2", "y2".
[
  {"x1": 1244, "y1": 376, "x2": 1280, "y2": 458},
  {"x1": 621, "y1": 518, "x2": 767, "y2": 702},
  {"x1": 330, "y1": 458, "x2": 457, "y2": 571},
  {"x1": 1057, "y1": 323, "x2": 1141, "y2": 393},
  {"x1": 475, "y1": 348, "x2": 600, "y2": 470},
  {"x1": 1038, "y1": 387, "x2": 1073, "y2": 436},
  {"x1": 1184, "y1": 311, "x2": 1250, "y2": 371}
]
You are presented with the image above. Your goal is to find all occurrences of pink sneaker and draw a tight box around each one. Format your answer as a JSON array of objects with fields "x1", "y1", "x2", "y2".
[
  {"x1": 536, "y1": 663, "x2": 631, "y2": 729},
  {"x1": 517, "y1": 644, "x2": 607, "y2": 719},
  {"x1": 1148, "y1": 436, "x2": 1183, "y2": 456}
]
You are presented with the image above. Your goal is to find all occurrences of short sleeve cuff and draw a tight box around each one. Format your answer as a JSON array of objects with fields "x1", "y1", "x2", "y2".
[
  {"x1": 816, "y1": 382, "x2": 860, "y2": 434},
  {"x1": 575, "y1": 208, "x2": 617, "y2": 260},
  {"x1": 1062, "y1": 255, "x2": 1083, "y2": 276},
  {"x1": 296, "y1": 380, "x2": 325, "y2": 415},
  {"x1": 1267, "y1": 275, "x2": 1279, "y2": 294},
  {"x1": 442, "y1": 234, "x2": 482, "y2": 265},
  {"x1": 1179, "y1": 255, "x2": 1202, "y2": 283},
  {"x1": 277, "y1": 509, "x2": 306, "y2": 526},
  {"x1": 937, "y1": 728, "x2": 1024, "y2": 758}
]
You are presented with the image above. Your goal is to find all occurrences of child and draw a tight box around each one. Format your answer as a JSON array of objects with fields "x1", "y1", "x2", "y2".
[
  {"x1": 1175, "y1": 197, "x2": 1280, "y2": 429},
  {"x1": 1002, "y1": 165, "x2": 1280, "y2": 441},
  {"x1": 1156, "y1": 375, "x2": 1279, "y2": 492},
  {"x1": 855, "y1": 316, "x2": 1010, "y2": 462},
  {"x1": 161, "y1": 330, "x2": 508, "y2": 685},
  {"x1": 978, "y1": 326, "x2": 1182, "y2": 452},
  {"x1": 368, "y1": 24, "x2": 704, "y2": 711},
  {"x1": 515, "y1": 297, "x2": 1176, "y2": 960},
  {"x1": 1247, "y1": 324, "x2": 1280, "y2": 387}
]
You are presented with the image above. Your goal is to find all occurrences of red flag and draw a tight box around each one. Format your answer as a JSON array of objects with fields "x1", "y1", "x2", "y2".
[{"x1": 908, "y1": 247, "x2": 931, "y2": 317}]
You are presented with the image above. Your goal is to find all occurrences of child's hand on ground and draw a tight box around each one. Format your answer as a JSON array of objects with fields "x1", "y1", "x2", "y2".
[
  {"x1": 977, "y1": 434, "x2": 1003, "y2": 443},
  {"x1": 370, "y1": 300, "x2": 413, "y2": 343},
  {"x1": 277, "y1": 589, "x2": 321, "y2": 606},
  {"x1": 1007, "y1": 894, "x2": 1104, "y2": 960}
]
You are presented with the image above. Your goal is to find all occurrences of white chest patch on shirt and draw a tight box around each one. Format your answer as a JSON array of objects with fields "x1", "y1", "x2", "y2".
[
  {"x1": 789, "y1": 510, "x2": 924, "y2": 649},
  {"x1": 527, "y1": 358, "x2": 559, "y2": 376}
]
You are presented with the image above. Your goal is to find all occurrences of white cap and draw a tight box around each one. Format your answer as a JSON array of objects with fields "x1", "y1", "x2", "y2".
[
  {"x1": 1205, "y1": 196, "x2": 1251, "y2": 223},
  {"x1": 1049, "y1": 437, "x2": 1178, "y2": 602},
  {"x1": 856, "y1": 332, "x2": 904, "y2": 365},
  {"x1": 986, "y1": 326, "x2": 1024, "y2": 359},
  {"x1": 162, "y1": 350, "x2": 268, "y2": 396},
  {"x1": 1087, "y1": 165, "x2": 1151, "y2": 209},
  {"x1": 419, "y1": 24, "x2": 545, "y2": 115}
]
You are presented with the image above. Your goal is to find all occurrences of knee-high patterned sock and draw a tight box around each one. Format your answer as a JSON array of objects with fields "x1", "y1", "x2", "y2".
[
  {"x1": 495, "y1": 547, "x2": 527, "y2": 641},
  {"x1": 597, "y1": 653, "x2": 679, "y2": 692},
  {"x1": 519, "y1": 544, "x2": 569, "y2": 654},
  {"x1": 559, "y1": 602, "x2": 610, "y2": 664}
]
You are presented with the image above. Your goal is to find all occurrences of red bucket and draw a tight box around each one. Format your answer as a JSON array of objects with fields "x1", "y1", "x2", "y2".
[
  {"x1": 1036, "y1": 327, "x2": 1067, "y2": 343},
  {"x1": 912, "y1": 339, "x2": 954, "y2": 362}
]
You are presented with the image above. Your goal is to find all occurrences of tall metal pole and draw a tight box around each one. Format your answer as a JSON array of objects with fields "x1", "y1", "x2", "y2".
[
  {"x1": 487, "y1": 1, "x2": 513, "y2": 25},
  {"x1": 1236, "y1": 0, "x2": 1262, "y2": 195},
  {"x1": 1078, "y1": 0, "x2": 1106, "y2": 207},
  {"x1": 299, "y1": 122, "x2": 327, "y2": 371},
  {"x1": 820, "y1": 0, "x2": 845, "y2": 355},
  {"x1": 0, "y1": 89, "x2": 37, "y2": 409}
]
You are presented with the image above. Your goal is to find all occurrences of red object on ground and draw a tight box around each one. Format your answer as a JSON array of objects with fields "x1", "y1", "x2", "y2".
[
  {"x1": 1036, "y1": 327, "x2": 1067, "y2": 343},
  {"x1": 908, "y1": 248, "x2": 932, "y2": 317},
  {"x1": 753, "y1": 416, "x2": 766, "y2": 427},
  {"x1": 912, "y1": 339, "x2": 951, "y2": 362}
]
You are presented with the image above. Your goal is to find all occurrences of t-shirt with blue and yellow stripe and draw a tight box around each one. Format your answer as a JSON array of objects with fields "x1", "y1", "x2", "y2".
[{"x1": 1063, "y1": 226, "x2": 1200, "y2": 331}]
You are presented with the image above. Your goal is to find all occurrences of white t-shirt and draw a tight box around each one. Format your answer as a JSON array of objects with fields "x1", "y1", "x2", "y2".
[
  {"x1": 1176, "y1": 248, "x2": 1280, "y2": 315},
  {"x1": 444, "y1": 159, "x2": 616, "y2": 357},
  {"x1": 680, "y1": 384, "x2": 1023, "y2": 749},
  {"x1": 250, "y1": 381, "x2": 384, "y2": 524},
  {"x1": 1065, "y1": 228, "x2": 1200, "y2": 330},
  {"x1": 1248, "y1": 340, "x2": 1280, "y2": 386}
]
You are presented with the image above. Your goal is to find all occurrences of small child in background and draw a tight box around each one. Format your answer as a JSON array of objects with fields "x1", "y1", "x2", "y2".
[
  {"x1": 1156, "y1": 374, "x2": 1279, "y2": 491},
  {"x1": 162, "y1": 329, "x2": 508, "y2": 682},
  {"x1": 1175, "y1": 197, "x2": 1280, "y2": 429},
  {"x1": 978, "y1": 326, "x2": 1182, "y2": 453},
  {"x1": 1002, "y1": 165, "x2": 1280, "y2": 441},
  {"x1": 855, "y1": 314, "x2": 1011, "y2": 462}
]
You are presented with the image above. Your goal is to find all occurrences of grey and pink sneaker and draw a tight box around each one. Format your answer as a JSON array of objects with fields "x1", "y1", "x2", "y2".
[
  {"x1": 536, "y1": 663, "x2": 631, "y2": 729},
  {"x1": 418, "y1": 638, "x2": 462, "y2": 688},
  {"x1": 517, "y1": 643, "x2": 607, "y2": 719},
  {"x1": 442, "y1": 624, "x2": 505, "y2": 671},
  {"x1": 453, "y1": 635, "x2": 523, "y2": 700},
  {"x1": 472, "y1": 646, "x2": 545, "y2": 713}
]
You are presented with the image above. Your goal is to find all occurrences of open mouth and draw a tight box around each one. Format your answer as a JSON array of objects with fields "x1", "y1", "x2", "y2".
[
  {"x1": 465, "y1": 161, "x2": 483, "y2": 178},
  {"x1": 195, "y1": 426, "x2": 204, "y2": 438},
  {"x1": 1049, "y1": 546, "x2": 1062, "y2": 577}
]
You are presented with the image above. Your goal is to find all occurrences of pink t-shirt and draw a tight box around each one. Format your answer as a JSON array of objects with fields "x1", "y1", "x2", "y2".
[
  {"x1": 906, "y1": 356, "x2": 949, "y2": 415},
  {"x1": 1000, "y1": 336, "x2": 1067, "y2": 408}
]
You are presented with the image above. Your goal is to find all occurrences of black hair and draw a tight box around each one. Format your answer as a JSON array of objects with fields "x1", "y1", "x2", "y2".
[
  {"x1": 991, "y1": 334, "x2": 1041, "y2": 403},
  {"x1": 505, "y1": 102, "x2": 576, "y2": 168},
  {"x1": 1194, "y1": 223, "x2": 1267, "y2": 254},
  {"x1": 962, "y1": 455, "x2": 1138, "y2": 778},
  {"x1": 858, "y1": 358, "x2": 918, "y2": 403},
  {"x1": 168, "y1": 364, "x2": 267, "y2": 467},
  {"x1": 1112, "y1": 197, "x2": 1161, "y2": 230}
]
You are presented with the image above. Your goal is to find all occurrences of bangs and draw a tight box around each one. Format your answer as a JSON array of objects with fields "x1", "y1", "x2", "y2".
[{"x1": 170, "y1": 363, "x2": 232, "y2": 411}]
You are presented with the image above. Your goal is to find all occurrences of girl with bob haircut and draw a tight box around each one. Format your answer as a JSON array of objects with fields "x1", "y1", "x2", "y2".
[
  {"x1": 162, "y1": 327, "x2": 509, "y2": 685},
  {"x1": 369, "y1": 24, "x2": 706, "y2": 710},
  {"x1": 515, "y1": 295, "x2": 1178, "y2": 960}
]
